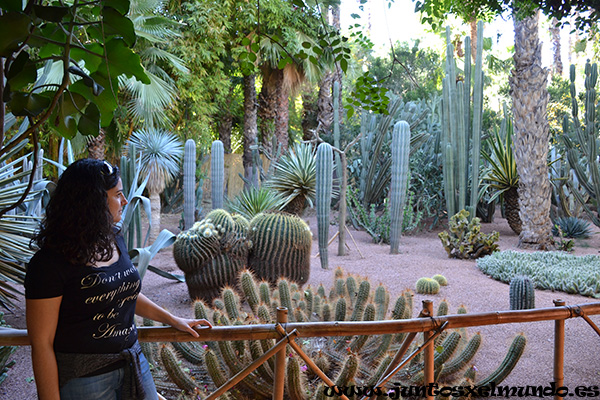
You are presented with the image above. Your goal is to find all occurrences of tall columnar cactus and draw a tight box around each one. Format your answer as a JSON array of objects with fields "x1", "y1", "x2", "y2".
[
  {"x1": 173, "y1": 209, "x2": 250, "y2": 301},
  {"x1": 211, "y1": 140, "x2": 225, "y2": 210},
  {"x1": 509, "y1": 275, "x2": 535, "y2": 310},
  {"x1": 248, "y1": 212, "x2": 312, "y2": 285},
  {"x1": 389, "y1": 121, "x2": 411, "y2": 254},
  {"x1": 183, "y1": 139, "x2": 197, "y2": 230},
  {"x1": 316, "y1": 142, "x2": 333, "y2": 269},
  {"x1": 563, "y1": 62, "x2": 600, "y2": 227},
  {"x1": 441, "y1": 21, "x2": 484, "y2": 220}
]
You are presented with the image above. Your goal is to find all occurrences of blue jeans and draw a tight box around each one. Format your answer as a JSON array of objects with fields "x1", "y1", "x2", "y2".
[{"x1": 60, "y1": 353, "x2": 158, "y2": 400}]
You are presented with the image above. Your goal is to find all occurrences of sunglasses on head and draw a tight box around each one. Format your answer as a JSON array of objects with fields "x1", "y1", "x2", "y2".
[{"x1": 100, "y1": 160, "x2": 114, "y2": 176}]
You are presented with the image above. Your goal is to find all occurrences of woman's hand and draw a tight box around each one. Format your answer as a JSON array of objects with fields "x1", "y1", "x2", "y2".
[{"x1": 169, "y1": 317, "x2": 212, "y2": 338}]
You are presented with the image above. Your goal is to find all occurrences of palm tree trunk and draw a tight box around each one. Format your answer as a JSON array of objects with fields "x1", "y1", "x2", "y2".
[
  {"x1": 509, "y1": 11, "x2": 554, "y2": 250},
  {"x1": 87, "y1": 129, "x2": 106, "y2": 160},
  {"x1": 470, "y1": 18, "x2": 478, "y2": 63},
  {"x1": 258, "y1": 67, "x2": 281, "y2": 156},
  {"x1": 275, "y1": 82, "x2": 289, "y2": 153},
  {"x1": 317, "y1": 72, "x2": 334, "y2": 133},
  {"x1": 549, "y1": 17, "x2": 563, "y2": 76},
  {"x1": 243, "y1": 74, "x2": 258, "y2": 189},
  {"x1": 149, "y1": 190, "x2": 161, "y2": 244}
]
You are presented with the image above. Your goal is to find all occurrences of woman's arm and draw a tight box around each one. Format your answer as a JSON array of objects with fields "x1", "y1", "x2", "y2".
[
  {"x1": 135, "y1": 293, "x2": 211, "y2": 337},
  {"x1": 26, "y1": 296, "x2": 63, "y2": 400}
]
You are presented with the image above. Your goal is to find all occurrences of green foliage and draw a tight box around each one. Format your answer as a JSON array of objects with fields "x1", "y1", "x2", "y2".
[
  {"x1": 509, "y1": 275, "x2": 535, "y2": 310},
  {"x1": 438, "y1": 209, "x2": 500, "y2": 259},
  {"x1": 157, "y1": 269, "x2": 525, "y2": 398},
  {"x1": 477, "y1": 250, "x2": 600, "y2": 297},
  {"x1": 226, "y1": 187, "x2": 286, "y2": 220},
  {"x1": 551, "y1": 216, "x2": 592, "y2": 239}
]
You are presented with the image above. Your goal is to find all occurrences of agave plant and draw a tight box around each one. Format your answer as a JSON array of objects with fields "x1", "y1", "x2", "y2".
[
  {"x1": 226, "y1": 186, "x2": 286, "y2": 220},
  {"x1": 0, "y1": 140, "x2": 50, "y2": 308},
  {"x1": 129, "y1": 128, "x2": 183, "y2": 242},
  {"x1": 551, "y1": 216, "x2": 593, "y2": 239},
  {"x1": 480, "y1": 117, "x2": 521, "y2": 235},
  {"x1": 265, "y1": 143, "x2": 316, "y2": 216}
]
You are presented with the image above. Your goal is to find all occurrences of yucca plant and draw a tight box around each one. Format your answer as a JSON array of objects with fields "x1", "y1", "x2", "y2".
[
  {"x1": 129, "y1": 128, "x2": 183, "y2": 242},
  {"x1": 265, "y1": 143, "x2": 316, "y2": 216},
  {"x1": 226, "y1": 187, "x2": 286, "y2": 220},
  {"x1": 480, "y1": 117, "x2": 521, "y2": 235},
  {"x1": 0, "y1": 140, "x2": 49, "y2": 308},
  {"x1": 551, "y1": 216, "x2": 593, "y2": 239}
]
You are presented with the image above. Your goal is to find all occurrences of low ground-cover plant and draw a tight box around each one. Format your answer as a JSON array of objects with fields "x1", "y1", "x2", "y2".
[
  {"x1": 438, "y1": 209, "x2": 500, "y2": 259},
  {"x1": 477, "y1": 250, "x2": 600, "y2": 298}
]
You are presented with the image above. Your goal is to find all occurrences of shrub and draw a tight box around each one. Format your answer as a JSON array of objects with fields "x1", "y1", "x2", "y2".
[
  {"x1": 438, "y1": 209, "x2": 500, "y2": 259},
  {"x1": 477, "y1": 250, "x2": 600, "y2": 298},
  {"x1": 551, "y1": 216, "x2": 592, "y2": 239}
]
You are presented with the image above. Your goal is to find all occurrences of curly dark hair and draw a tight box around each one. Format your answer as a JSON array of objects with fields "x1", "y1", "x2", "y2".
[{"x1": 33, "y1": 158, "x2": 121, "y2": 266}]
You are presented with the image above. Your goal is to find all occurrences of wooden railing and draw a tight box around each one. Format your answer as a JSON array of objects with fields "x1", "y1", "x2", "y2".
[{"x1": 1, "y1": 300, "x2": 599, "y2": 400}]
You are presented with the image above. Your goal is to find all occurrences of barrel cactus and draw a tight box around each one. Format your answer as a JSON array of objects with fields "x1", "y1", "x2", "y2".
[
  {"x1": 415, "y1": 277, "x2": 441, "y2": 294},
  {"x1": 248, "y1": 212, "x2": 312, "y2": 285},
  {"x1": 173, "y1": 209, "x2": 251, "y2": 301},
  {"x1": 509, "y1": 275, "x2": 535, "y2": 310}
]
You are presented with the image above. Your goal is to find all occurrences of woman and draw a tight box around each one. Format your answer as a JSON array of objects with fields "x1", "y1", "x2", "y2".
[{"x1": 25, "y1": 159, "x2": 211, "y2": 400}]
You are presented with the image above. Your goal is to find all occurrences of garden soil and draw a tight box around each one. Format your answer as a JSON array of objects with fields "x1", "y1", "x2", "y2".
[{"x1": 3, "y1": 211, "x2": 600, "y2": 399}]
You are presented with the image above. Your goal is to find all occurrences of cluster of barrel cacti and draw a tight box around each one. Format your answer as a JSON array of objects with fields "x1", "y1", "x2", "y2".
[
  {"x1": 152, "y1": 268, "x2": 526, "y2": 398},
  {"x1": 173, "y1": 209, "x2": 312, "y2": 301},
  {"x1": 415, "y1": 277, "x2": 441, "y2": 294}
]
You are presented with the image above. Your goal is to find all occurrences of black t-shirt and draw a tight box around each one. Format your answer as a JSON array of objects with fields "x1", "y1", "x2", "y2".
[{"x1": 25, "y1": 235, "x2": 140, "y2": 354}]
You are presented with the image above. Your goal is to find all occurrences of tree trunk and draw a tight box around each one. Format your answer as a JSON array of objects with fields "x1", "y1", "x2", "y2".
[
  {"x1": 218, "y1": 87, "x2": 234, "y2": 153},
  {"x1": 243, "y1": 74, "x2": 258, "y2": 189},
  {"x1": 317, "y1": 72, "x2": 334, "y2": 133},
  {"x1": 149, "y1": 190, "x2": 161, "y2": 244},
  {"x1": 470, "y1": 18, "x2": 478, "y2": 63},
  {"x1": 301, "y1": 90, "x2": 318, "y2": 141},
  {"x1": 275, "y1": 80, "x2": 289, "y2": 153},
  {"x1": 509, "y1": 11, "x2": 554, "y2": 250},
  {"x1": 87, "y1": 129, "x2": 106, "y2": 160},
  {"x1": 258, "y1": 67, "x2": 282, "y2": 156},
  {"x1": 549, "y1": 17, "x2": 563, "y2": 76}
]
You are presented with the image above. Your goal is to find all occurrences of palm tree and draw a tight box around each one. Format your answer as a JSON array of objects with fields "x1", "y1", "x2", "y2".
[
  {"x1": 509, "y1": 10, "x2": 554, "y2": 249},
  {"x1": 129, "y1": 128, "x2": 183, "y2": 243}
]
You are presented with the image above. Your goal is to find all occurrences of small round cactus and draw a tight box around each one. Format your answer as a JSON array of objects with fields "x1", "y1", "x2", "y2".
[
  {"x1": 432, "y1": 274, "x2": 448, "y2": 286},
  {"x1": 415, "y1": 277, "x2": 441, "y2": 294}
]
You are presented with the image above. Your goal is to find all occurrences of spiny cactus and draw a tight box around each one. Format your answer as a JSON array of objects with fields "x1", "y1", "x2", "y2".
[
  {"x1": 184, "y1": 139, "x2": 197, "y2": 230},
  {"x1": 509, "y1": 275, "x2": 535, "y2": 310},
  {"x1": 432, "y1": 274, "x2": 448, "y2": 286},
  {"x1": 161, "y1": 269, "x2": 525, "y2": 399},
  {"x1": 211, "y1": 140, "x2": 225, "y2": 210},
  {"x1": 415, "y1": 277, "x2": 441, "y2": 294},
  {"x1": 173, "y1": 209, "x2": 251, "y2": 301},
  {"x1": 248, "y1": 212, "x2": 312, "y2": 285},
  {"x1": 390, "y1": 121, "x2": 411, "y2": 254},
  {"x1": 316, "y1": 142, "x2": 333, "y2": 269}
]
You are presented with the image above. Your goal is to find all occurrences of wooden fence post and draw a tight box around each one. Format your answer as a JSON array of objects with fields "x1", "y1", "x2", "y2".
[
  {"x1": 422, "y1": 300, "x2": 434, "y2": 400},
  {"x1": 273, "y1": 307, "x2": 288, "y2": 400},
  {"x1": 553, "y1": 299, "x2": 565, "y2": 400}
]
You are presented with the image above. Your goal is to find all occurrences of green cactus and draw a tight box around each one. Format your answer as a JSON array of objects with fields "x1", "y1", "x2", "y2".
[
  {"x1": 222, "y1": 287, "x2": 241, "y2": 320},
  {"x1": 316, "y1": 142, "x2": 333, "y2": 269},
  {"x1": 432, "y1": 274, "x2": 448, "y2": 286},
  {"x1": 211, "y1": 140, "x2": 225, "y2": 210},
  {"x1": 389, "y1": 121, "x2": 411, "y2": 254},
  {"x1": 287, "y1": 355, "x2": 307, "y2": 400},
  {"x1": 509, "y1": 275, "x2": 535, "y2": 310},
  {"x1": 240, "y1": 269, "x2": 260, "y2": 313},
  {"x1": 160, "y1": 345, "x2": 199, "y2": 394},
  {"x1": 476, "y1": 334, "x2": 527, "y2": 388},
  {"x1": 184, "y1": 139, "x2": 197, "y2": 230},
  {"x1": 415, "y1": 277, "x2": 440, "y2": 294},
  {"x1": 173, "y1": 209, "x2": 251, "y2": 301},
  {"x1": 441, "y1": 22, "x2": 484, "y2": 220},
  {"x1": 248, "y1": 212, "x2": 312, "y2": 285},
  {"x1": 278, "y1": 278, "x2": 293, "y2": 312}
]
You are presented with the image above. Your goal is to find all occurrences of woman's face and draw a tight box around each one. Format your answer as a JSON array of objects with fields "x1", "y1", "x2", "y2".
[{"x1": 106, "y1": 178, "x2": 128, "y2": 223}]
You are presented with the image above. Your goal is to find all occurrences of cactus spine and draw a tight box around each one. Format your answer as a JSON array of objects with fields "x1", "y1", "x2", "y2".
[
  {"x1": 211, "y1": 140, "x2": 225, "y2": 209},
  {"x1": 509, "y1": 275, "x2": 535, "y2": 310},
  {"x1": 316, "y1": 142, "x2": 333, "y2": 269},
  {"x1": 390, "y1": 121, "x2": 411, "y2": 253},
  {"x1": 184, "y1": 139, "x2": 196, "y2": 230},
  {"x1": 441, "y1": 21, "x2": 484, "y2": 219}
]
